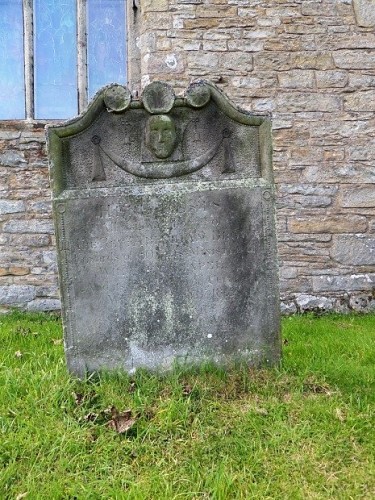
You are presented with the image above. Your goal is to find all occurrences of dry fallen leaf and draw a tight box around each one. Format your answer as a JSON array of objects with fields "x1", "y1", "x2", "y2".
[
  {"x1": 14, "y1": 351, "x2": 23, "y2": 358},
  {"x1": 52, "y1": 338, "x2": 63, "y2": 345},
  {"x1": 83, "y1": 412, "x2": 98, "y2": 422},
  {"x1": 73, "y1": 390, "x2": 98, "y2": 407},
  {"x1": 107, "y1": 407, "x2": 136, "y2": 434},
  {"x1": 72, "y1": 392, "x2": 85, "y2": 405},
  {"x1": 128, "y1": 381, "x2": 136, "y2": 393},
  {"x1": 303, "y1": 377, "x2": 333, "y2": 396},
  {"x1": 103, "y1": 405, "x2": 116, "y2": 417},
  {"x1": 182, "y1": 384, "x2": 193, "y2": 397}
]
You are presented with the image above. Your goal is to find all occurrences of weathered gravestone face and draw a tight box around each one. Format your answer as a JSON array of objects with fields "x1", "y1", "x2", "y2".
[{"x1": 47, "y1": 81, "x2": 281, "y2": 376}]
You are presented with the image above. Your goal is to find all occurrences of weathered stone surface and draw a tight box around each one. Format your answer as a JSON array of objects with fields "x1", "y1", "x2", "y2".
[
  {"x1": 27, "y1": 298, "x2": 61, "y2": 312},
  {"x1": 353, "y1": 0, "x2": 375, "y2": 28},
  {"x1": 340, "y1": 185, "x2": 375, "y2": 208},
  {"x1": 142, "y1": 81, "x2": 175, "y2": 114},
  {"x1": 9, "y1": 234, "x2": 51, "y2": 247},
  {"x1": 104, "y1": 85, "x2": 131, "y2": 112},
  {"x1": 142, "y1": 0, "x2": 169, "y2": 12},
  {"x1": 276, "y1": 93, "x2": 341, "y2": 113},
  {"x1": 288, "y1": 216, "x2": 368, "y2": 234},
  {"x1": 316, "y1": 71, "x2": 348, "y2": 88},
  {"x1": 277, "y1": 195, "x2": 332, "y2": 209},
  {"x1": 185, "y1": 82, "x2": 211, "y2": 108},
  {"x1": 278, "y1": 70, "x2": 314, "y2": 89},
  {"x1": 331, "y1": 235, "x2": 375, "y2": 265},
  {"x1": 0, "y1": 200, "x2": 25, "y2": 215},
  {"x1": 0, "y1": 267, "x2": 29, "y2": 276},
  {"x1": 344, "y1": 91, "x2": 375, "y2": 112},
  {"x1": 3, "y1": 220, "x2": 54, "y2": 234},
  {"x1": 48, "y1": 82, "x2": 280, "y2": 376},
  {"x1": 0, "y1": 285, "x2": 36, "y2": 305},
  {"x1": 302, "y1": 164, "x2": 375, "y2": 184},
  {"x1": 146, "y1": 52, "x2": 185, "y2": 75},
  {"x1": 312, "y1": 274, "x2": 375, "y2": 292},
  {"x1": 278, "y1": 184, "x2": 338, "y2": 196},
  {"x1": 349, "y1": 294, "x2": 375, "y2": 312},
  {"x1": 296, "y1": 294, "x2": 334, "y2": 312},
  {"x1": 333, "y1": 50, "x2": 375, "y2": 69},
  {"x1": 290, "y1": 52, "x2": 334, "y2": 70},
  {"x1": 280, "y1": 267, "x2": 298, "y2": 279},
  {"x1": 0, "y1": 151, "x2": 27, "y2": 168},
  {"x1": 280, "y1": 301, "x2": 297, "y2": 315}
]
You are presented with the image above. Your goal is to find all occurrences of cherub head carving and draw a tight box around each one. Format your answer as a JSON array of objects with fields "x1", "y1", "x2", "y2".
[{"x1": 145, "y1": 114, "x2": 177, "y2": 159}]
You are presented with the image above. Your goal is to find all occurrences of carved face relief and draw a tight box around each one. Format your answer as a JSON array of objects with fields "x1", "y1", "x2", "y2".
[{"x1": 145, "y1": 114, "x2": 176, "y2": 159}]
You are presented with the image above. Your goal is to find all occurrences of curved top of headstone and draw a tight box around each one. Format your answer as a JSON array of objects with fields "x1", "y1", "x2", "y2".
[
  {"x1": 47, "y1": 80, "x2": 273, "y2": 196},
  {"x1": 48, "y1": 80, "x2": 267, "y2": 135}
]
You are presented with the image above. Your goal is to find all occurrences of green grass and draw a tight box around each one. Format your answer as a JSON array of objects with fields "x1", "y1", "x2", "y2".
[{"x1": 0, "y1": 312, "x2": 374, "y2": 499}]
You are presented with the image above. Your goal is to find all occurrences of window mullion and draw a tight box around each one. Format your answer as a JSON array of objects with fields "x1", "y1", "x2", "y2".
[
  {"x1": 23, "y1": 0, "x2": 34, "y2": 119},
  {"x1": 77, "y1": 0, "x2": 88, "y2": 112}
]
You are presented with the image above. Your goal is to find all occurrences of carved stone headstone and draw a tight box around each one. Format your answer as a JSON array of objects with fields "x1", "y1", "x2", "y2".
[{"x1": 48, "y1": 81, "x2": 281, "y2": 376}]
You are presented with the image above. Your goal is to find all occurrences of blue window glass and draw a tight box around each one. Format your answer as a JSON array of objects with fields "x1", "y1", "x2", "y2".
[
  {"x1": 87, "y1": 0, "x2": 126, "y2": 99},
  {"x1": 34, "y1": 0, "x2": 78, "y2": 119},
  {"x1": 0, "y1": 0, "x2": 25, "y2": 119}
]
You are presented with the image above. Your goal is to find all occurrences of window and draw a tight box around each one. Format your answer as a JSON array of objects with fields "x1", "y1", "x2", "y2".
[{"x1": 0, "y1": 0, "x2": 127, "y2": 120}]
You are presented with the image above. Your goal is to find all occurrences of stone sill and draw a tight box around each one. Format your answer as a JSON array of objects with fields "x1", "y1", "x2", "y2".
[{"x1": 0, "y1": 120, "x2": 65, "y2": 131}]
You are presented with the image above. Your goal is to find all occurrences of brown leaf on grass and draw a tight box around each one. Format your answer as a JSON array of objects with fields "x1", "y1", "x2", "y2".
[
  {"x1": 72, "y1": 390, "x2": 98, "y2": 406},
  {"x1": 107, "y1": 407, "x2": 136, "y2": 434},
  {"x1": 52, "y1": 338, "x2": 63, "y2": 345},
  {"x1": 16, "y1": 493, "x2": 28, "y2": 500},
  {"x1": 83, "y1": 412, "x2": 98, "y2": 422},
  {"x1": 283, "y1": 338, "x2": 289, "y2": 345},
  {"x1": 129, "y1": 381, "x2": 136, "y2": 393},
  {"x1": 72, "y1": 392, "x2": 85, "y2": 405},
  {"x1": 182, "y1": 384, "x2": 193, "y2": 397},
  {"x1": 14, "y1": 351, "x2": 23, "y2": 358},
  {"x1": 303, "y1": 377, "x2": 333, "y2": 396},
  {"x1": 103, "y1": 405, "x2": 116, "y2": 417}
]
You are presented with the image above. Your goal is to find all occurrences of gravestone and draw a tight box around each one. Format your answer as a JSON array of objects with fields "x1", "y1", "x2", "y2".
[{"x1": 47, "y1": 81, "x2": 281, "y2": 376}]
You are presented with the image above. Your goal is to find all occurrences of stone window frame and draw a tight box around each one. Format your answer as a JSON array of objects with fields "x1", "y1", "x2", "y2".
[{"x1": 8, "y1": 0, "x2": 139, "y2": 121}]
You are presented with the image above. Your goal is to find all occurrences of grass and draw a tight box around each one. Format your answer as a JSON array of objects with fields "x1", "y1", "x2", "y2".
[{"x1": 0, "y1": 312, "x2": 374, "y2": 499}]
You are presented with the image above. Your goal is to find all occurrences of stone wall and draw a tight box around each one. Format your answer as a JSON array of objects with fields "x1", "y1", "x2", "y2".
[
  {"x1": 1, "y1": 0, "x2": 375, "y2": 313},
  {"x1": 0, "y1": 122, "x2": 60, "y2": 312}
]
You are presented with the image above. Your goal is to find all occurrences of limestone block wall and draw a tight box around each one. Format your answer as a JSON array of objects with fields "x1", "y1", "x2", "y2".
[
  {"x1": 0, "y1": 0, "x2": 374, "y2": 313},
  {"x1": 0, "y1": 122, "x2": 60, "y2": 312}
]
